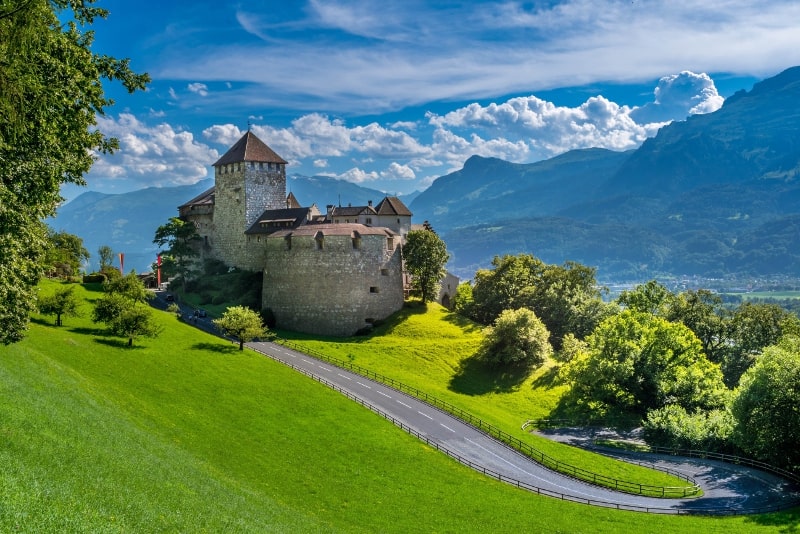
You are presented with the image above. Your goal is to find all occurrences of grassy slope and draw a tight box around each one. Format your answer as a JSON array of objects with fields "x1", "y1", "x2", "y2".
[
  {"x1": 0, "y1": 282, "x2": 796, "y2": 532},
  {"x1": 280, "y1": 303, "x2": 679, "y2": 485}
]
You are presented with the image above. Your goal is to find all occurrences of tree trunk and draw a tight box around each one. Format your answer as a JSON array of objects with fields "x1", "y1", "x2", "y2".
[
  {"x1": 239, "y1": 338, "x2": 244, "y2": 351},
  {"x1": 128, "y1": 337, "x2": 133, "y2": 347}
]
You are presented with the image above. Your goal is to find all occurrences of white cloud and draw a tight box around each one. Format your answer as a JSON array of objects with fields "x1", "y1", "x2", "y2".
[
  {"x1": 334, "y1": 167, "x2": 380, "y2": 183},
  {"x1": 313, "y1": 159, "x2": 328, "y2": 168},
  {"x1": 90, "y1": 114, "x2": 218, "y2": 187},
  {"x1": 380, "y1": 162, "x2": 416, "y2": 181},
  {"x1": 187, "y1": 82, "x2": 209, "y2": 97},
  {"x1": 630, "y1": 71, "x2": 724, "y2": 123}
]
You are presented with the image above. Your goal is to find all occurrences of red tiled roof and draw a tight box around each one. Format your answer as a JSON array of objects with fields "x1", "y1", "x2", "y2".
[{"x1": 213, "y1": 131, "x2": 288, "y2": 166}]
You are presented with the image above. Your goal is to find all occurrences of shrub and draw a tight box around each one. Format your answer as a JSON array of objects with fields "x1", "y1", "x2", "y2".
[
  {"x1": 203, "y1": 258, "x2": 229, "y2": 276},
  {"x1": 83, "y1": 273, "x2": 107, "y2": 284},
  {"x1": 643, "y1": 405, "x2": 735, "y2": 452},
  {"x1": 260, "y1": 308, "x2": 277, "y2": 329}
]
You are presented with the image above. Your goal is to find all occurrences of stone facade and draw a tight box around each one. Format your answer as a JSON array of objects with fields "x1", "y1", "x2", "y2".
[{"x1": 262, "y1": 224, "x2": 404, "y2": 336}]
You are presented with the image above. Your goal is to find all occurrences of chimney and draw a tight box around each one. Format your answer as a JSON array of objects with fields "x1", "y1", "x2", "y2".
[{"x1": 368, "y1": 200, "x2": 373, "y2": 207}]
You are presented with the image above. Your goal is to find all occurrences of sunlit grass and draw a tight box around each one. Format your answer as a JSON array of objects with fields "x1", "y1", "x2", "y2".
[{"x1": 1, "y1": 281, "x2": 797, "y2": 532}]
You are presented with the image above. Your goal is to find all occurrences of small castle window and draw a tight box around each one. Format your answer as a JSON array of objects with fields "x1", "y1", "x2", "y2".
[
  {"x1": 365, "y1": 217, "x2": 372, "y2": 224},
  {"x1": 387, "y1": 237, "x2": 394, "y2": 250},
  {"x1": 315, "y1": 232, "x2": 324, "y2": 250},
  {"x1": 352, "y1": 232, "x2": 361, "y2": 249},
  {"x1": 380, "y1": 268, "x2": 389, "y2": 276},
  {"x1": 370, "y1": 286, "x2": 379, "y2": 293},
  {"x1": 285, "y1": 236, "x2": 292, "y2": 250}
]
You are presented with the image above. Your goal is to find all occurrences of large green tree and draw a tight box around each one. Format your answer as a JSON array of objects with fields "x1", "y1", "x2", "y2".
[
  {"x1": 213, "y1": 306, "x2": 268, "y2": 351},
  {"x1": 44, "y1": 229, "x2": 90, "y2": 278},
  {"x1": 723, "y1": 302, "x2": 799, "y2": 387},
  {"x1": 402, "y1": 227, "x2": 449, "y2": 303},
  {"x1": 0, "y1": 0, "x2": 148, "y2": 344},
  {"x1": 566, "y1": 310, "x2": 727, "y2": 417},
  {"x1": 731, "y1": 336, "x2": 800, "y2": 471},
  {"x1": 153, "y1": 217, "x2": 201, "y2": 291}
]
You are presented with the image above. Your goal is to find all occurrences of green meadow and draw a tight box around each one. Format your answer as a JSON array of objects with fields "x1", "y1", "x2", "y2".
[{"x1": 1, "y1": 281, "x2": 798, "y2": 532}]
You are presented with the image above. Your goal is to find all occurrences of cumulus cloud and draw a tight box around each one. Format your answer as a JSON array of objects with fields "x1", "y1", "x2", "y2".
[
  {"x1": 380, "y1": 162, "x2": 416, "y2": 181},
  {"x1": 188, "y1": 82, "x2": 209, "y2": 97},
  {"x1": 630, "y1": 71, "x2": 724, "y2": 123},
  {"x1": 91, "y1": 114, "x2": 218, "y2": 187},
  {"x1": 334, "y1": 167, "x2": 380, "y2": 183}
]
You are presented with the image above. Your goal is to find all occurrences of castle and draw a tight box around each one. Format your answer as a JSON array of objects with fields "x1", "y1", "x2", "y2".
[{"x1": 178, "y1": 131, "x2": 420, "y2": 336}]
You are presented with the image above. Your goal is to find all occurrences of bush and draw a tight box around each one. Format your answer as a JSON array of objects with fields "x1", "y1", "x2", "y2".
[
  {"x1": 198, "y1": 292, "x2": 214, "y2": 305},
  {"x1": 643, "y1": 405, "x2": 735, "y2": 452},
  {"x1": 211, "y1": 294, "x2": 227, "y2": 305},
  {"x1": 203, "y1": 258, "x2": 229, "y2": 276},
  {"x1": 83, "y1": 273, "x2": 107, "y2": 284}
]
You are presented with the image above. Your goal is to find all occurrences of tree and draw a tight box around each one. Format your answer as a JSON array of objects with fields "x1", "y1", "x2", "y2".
[
  {"x1": 38, "y1": 285, "x2": 81, "y2": 326},
  {"x1": 92, "y1": 273, "x2": 160, "y2": 346},
  {"x1": 617, "y1": 280, "x2": 675, "y2": 316},
  {"x1": 402, "y1": 228, "x2": 449, "y2": 303},
  {"x1": 731, "y1": 336, "x2": 800, "y2": 470},
  {"x1": 471, "y1": 254, "x2": 545, "y2": 324},
  {"x1": 723, "y1": 302, "x2": 799, "y2": 387},
  {"x1": 98, "y1": 245, "x2": 114, "y2": 270},
  {"x1": 479, "y1": 307, "x2": 552, "y2": 367},
  {"x1": 43, "y1": 229, "x2": 90, "y2": 278},
  {"x1": 666, "y1": 289, "x2": 729, "y2": 365},
  {"x1": 153, "y1": 217, "x2": 201, "y2": 291},
  {"x1": 0, "y1": 0, "x2": 148, "y2": 344},
  {"x1": 213, "y1": 306, "x2": 268, "y2": 351},
  {"x1": 566, "y1": 310, "x2": 727, "y2": 417},
  {"x1": 471, "y1": 254, "x2": 612, "y2": 349}
]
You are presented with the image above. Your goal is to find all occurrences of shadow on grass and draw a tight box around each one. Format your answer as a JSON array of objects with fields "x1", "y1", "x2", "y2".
[
  {"x1": 743, "y1": 508, "x2": 800, "y2": 531},
  {"x1": 30, "y1": 316, "x2": 57, "y2": 327},
  {"x1": 69, "y1": 326, "x2": 109, "y2": 337},
  {"x1": 93, "y1": 337, "x2": 146, "y2": 350},
  {"x1": 192, "y1": 342, "x2": 239, "y2": 355},
  {"x1": 449, "y1": 352, "x2": 532, "y2": 395},
  {"x1": 440, "y1": 310, "x2": 483, "y2": 333},
  {"x1": 531, "y1": 365, "x2": 564, "y2": 388}
]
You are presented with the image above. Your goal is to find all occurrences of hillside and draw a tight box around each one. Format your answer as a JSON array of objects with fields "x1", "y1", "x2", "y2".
[{"x1": 1, "y1": 282, "x2": 793, "y2": 532}]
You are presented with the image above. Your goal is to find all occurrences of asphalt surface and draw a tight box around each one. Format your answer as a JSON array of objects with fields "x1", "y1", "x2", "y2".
[{"x1": 248, "y1": 340, "x2": 800, "y2": 515}]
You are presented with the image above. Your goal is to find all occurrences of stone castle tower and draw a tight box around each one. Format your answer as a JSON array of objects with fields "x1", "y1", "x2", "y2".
[{"x1": 211, "y1": 131, "x2": 288, "y2": 268}]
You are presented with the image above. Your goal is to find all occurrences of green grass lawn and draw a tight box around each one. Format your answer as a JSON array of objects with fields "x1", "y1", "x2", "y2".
[{"x1": 1, "y1": 281, "x2": 798, "y2": 532}]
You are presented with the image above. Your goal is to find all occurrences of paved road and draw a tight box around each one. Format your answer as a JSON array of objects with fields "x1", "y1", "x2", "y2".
[{"x1": 248, "y1": 340, "x2": 800, "y2": 515}]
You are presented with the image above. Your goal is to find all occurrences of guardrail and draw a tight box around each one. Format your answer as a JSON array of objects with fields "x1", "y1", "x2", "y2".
[
  {"x1": 526, "y1": 418, "x2": 800, "y2": 487},
  {"x1": 273, "y1": 339, "x2": 700, "y2": 499}
]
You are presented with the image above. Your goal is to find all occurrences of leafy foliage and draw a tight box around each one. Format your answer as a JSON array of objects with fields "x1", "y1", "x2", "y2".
[
  {"x1": 731, "y1": 336, "x2": 800, "y2": 471},
  {"x1": 469, "y1": 254, "x2": 613, "y2": 349},
  {"x1": 643, "y1": 405, "x2": 735, "y2": 452},
  {"x1": 0, "y1": 0, "x2": 148, "y2": 344},
  {"x1": 37, "y1": 284, "x2": 81, "y2": 326},
  {"x1": 153, "y1": 217, "x2": 201, "y2": 291},
  {"x1": 566, "y1": 310, "x2": 727, "y2": 417},
  {"x1": 92, "y1": 273, "x2": 160, "y2": 346},
  {"x1": 97, "y1": 245, "x2": 114, "y2": 270},
  {"x1": 479, "y1": 307, "x2": 552, "y2": 367},
  {"x1": 43, "y1": 229, "x2": 89, "y2": 278},
  {"x1": 402, "y1": 227, "x2": 449, "y2": 303},
  {"x1": 213, "y1": 305, "x2": 268, "y2": 350}
]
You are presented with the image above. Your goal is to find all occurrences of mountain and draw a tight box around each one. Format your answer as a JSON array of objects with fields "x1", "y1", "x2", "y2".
[
  {"x1": 410, "y1": 66, "x2": 800, "y2": 280},
  {"x1": 50, "y1": 175, "x2": 418, "y2": 273}
]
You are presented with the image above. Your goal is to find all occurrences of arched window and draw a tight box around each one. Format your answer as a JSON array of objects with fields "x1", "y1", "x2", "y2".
[{"x1": 315, "y1": 231, "x2": 324, "y2": 250}]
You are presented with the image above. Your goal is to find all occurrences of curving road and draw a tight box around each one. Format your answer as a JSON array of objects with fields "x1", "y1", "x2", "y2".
[{"x1": 248, "y1": 340, "x2": 800, "y2": 515}]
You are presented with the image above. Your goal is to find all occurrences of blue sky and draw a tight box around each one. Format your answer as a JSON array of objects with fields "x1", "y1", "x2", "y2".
[{"x1": 66, "y1": 0, "x2": 800, "y2": 202}]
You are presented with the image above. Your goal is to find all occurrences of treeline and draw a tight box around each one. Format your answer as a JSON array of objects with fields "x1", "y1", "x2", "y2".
[{"x1": 453, "y1": 254, "x2": 800, "y2": 472}]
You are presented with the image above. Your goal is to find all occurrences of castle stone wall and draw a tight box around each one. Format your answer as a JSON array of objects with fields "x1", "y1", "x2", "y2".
[
  {"x1": 244, "y1": 162, "x2": 286, "y2": 225},
  {"x1": 262, "y1": 233, "x2": 404, "y2": 336}
]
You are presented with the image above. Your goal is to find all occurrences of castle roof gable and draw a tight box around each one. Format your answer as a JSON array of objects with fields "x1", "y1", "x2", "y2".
[
  {"x1": 269, "y1": 223, "x2": 395, "y2": 238},
  {"x1": 178, "y1": 186, "x2": 215, "y2": 209},
  {"x1": 375, "y1": 196, "x2": 412, "y2": 216},
  {"x1": 245, "y1": 207, "x2": 312, "y2": 234},
  {"x1": 213, "y1": 131, "x2": 288, "y2": 166}
]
